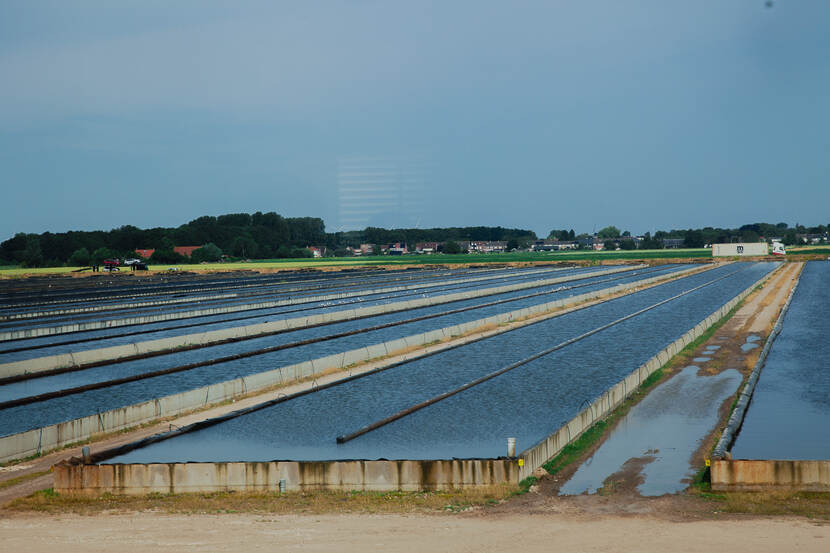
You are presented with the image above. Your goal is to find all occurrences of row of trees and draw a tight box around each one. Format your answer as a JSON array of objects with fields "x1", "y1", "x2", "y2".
[
  {"x1": 0, "y1": 212, "x2": 327, "y2": 267},
  {"x1": 0, "y1": 214, "x2": 538, "y2": 267},
  {"x1": 3, "y1": 215, "x2": 828, "y2": 267}
]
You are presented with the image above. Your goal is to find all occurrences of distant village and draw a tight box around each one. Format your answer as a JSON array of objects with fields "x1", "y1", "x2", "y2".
[{"x1": 308, "y1": 231, "x2": 829, "y2": 258}]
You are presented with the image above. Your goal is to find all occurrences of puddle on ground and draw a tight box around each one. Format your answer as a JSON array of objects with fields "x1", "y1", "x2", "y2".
[
  {"x1": 559, "y1": 366, "x2": 742, "y2": 497},
  {"x1": 692, "y1": 357, "x2": 711, "y2": 363},
  {"x1": 705, "y1": 345, "x2": 721, "y2": 351},
  {"x1": 746, "y1": 334, "x2": 761, "y2": 342},
  {"x1": 740, "y1": 343, "x2": 759, "y2": 352}
]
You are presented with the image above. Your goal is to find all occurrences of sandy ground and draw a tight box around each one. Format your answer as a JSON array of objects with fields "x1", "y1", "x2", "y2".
[{"x1": 1, "y1": 511, "x2": 828, "y2": 553}]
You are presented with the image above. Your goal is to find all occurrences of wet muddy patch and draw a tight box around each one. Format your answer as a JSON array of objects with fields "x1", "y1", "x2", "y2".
[{"x1": 559, "y1": 366, "x2": 742, "y2": 496}]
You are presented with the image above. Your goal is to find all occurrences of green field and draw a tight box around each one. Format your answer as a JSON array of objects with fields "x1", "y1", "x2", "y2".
[{"x1": 0, "y1": 248, "x2": 717, "y2": 277}]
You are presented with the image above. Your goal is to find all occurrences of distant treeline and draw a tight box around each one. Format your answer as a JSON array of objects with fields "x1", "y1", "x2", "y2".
[
  {"x1": 0, "y1": 213, "x2": 537, "y2": 267},
  {"x1": 2, "y1": 215, "x2": 827, "y2": 268},
  {"x1": 0, "y1": 212, "x2": 327, "y2": 267},
  {"x1": 335, "y1": 226, "x2": 537, "y2": 252}
]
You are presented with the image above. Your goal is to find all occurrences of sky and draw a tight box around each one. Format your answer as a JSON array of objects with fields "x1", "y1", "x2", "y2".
[{"x1": 1, "y1": 0, "x2": 828, "y2": 241}]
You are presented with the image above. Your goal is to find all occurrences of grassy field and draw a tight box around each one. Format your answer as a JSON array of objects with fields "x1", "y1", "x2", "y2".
[{"x1": 0, "y1": 249, "x2": 717, "y2": 277}]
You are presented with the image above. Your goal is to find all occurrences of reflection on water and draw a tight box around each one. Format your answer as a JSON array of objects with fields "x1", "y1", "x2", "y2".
[
  {"x1": 105, "y1": 264, "x2": 777, "y2": 464},
  {"x1": 560, "y1": 366, "x2": 741, "y2": 496},
  {"x1": 732, "y1": 262, "x2": 830, "y2": 460},
  {"x1": 0, "y1": 266, "x2": 684, "y2": 436}
]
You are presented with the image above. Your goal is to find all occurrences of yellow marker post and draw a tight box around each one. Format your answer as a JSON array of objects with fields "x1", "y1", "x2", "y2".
[
  {"x1": 518, "y1": 459, "x2": 524, "y2": 467},
  {"x1": 705, "y1": 459, "x2": 711, "y2": 467}
]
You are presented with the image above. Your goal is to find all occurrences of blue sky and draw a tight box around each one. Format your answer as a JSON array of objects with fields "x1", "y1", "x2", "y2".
[{"x1": 1, "y1": 0, "x2": 828, "y2": 240}]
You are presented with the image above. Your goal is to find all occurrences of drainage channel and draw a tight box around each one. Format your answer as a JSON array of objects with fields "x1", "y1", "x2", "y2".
[
  {"x1": 0, "y1": 265, "x2": 479, "y2": 308},
  {"x1": 0, "y1": 265, "x2": 548, "y2": 323},
  {"x1": 1, "y1": 268, "x2": 580, "y2": 354},
  {"x1": 0, "y1": 267, "x2": 582, "y2": 341},
  {"x1": 0, "y1": 266, "x2": 628, "y2": 358},
  {"x1": 0, "y1": 266, "x2": 559, "y2": 328}
]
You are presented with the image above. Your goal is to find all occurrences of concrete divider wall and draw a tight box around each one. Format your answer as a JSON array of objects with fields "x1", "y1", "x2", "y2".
[
  {"x1": 711, "y1": 460, "x2": 830, "y2": 491},
  {"x1": 0, "y1": 265, "x2": 646, "y2": 378},
  {"x1": 54, "y1": 458, "x2": 520, "y2": 495},
  {"x1": 0, "y1": 265, "x2": 703, "y2": 463},
  {"x1": 517, "y1": 267, "x2": 774, "y2": 481},
  {"x1": 0, "y1": 266, "x2": 564, "y2": 340}
]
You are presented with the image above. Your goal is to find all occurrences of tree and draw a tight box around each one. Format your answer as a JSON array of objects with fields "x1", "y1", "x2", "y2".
[
  {"x1": 783, "y1": 229, "x2": 799, "y2": 245},
  {"x1": 190, "y1": 243, "x2": 222, "y2": 263},
  {"x1": 22, "y1": 236, "x2": 44, "y2": 267},
  {"x1": 639, "y1": 233, "x2": 663, "y2": 250},
  {"x1": 597, "y1": 226, "x2": 621, "y2": 239},
  {"x1": 230, "y1": 236, "x2": 258, "y2": 258},
  {"x1": 618, "y1": 239, "x2": 636, "y2": 250},
  {"x1": 91, "y1": 247, "x2": 116, "y2": 264},
  {"x1": 443, "y1": 241, "x2": 462, "y2": 254},
  {"x1": 506, "y1": 239, "x2": 519, "y2": 251},
  {"x1": 68, "y1": 247, "x2": 91, "y2": 266},
  {"x1": 603, "y1": 239, "x2": 617, "y2": 251},
  {"x1": 683, "y1": 229, "x2": 705, "y2": 248},
  {"x1": 740, "y1": 229, "x2": 760, "y2": 243},
  {"x1": 149, "y1": 249, "x2": 186, "y2": 264}
]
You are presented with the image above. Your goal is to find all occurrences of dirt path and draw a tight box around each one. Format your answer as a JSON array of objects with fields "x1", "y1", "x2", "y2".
[{"x1": 1, "y1": 511, "x2": 828, "y2": 553}]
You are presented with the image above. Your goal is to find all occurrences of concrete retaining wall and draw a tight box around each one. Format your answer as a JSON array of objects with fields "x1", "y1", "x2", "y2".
[
  {"x1": 712, "y1": 460, "x2": 830, "y2": 491},
  {"x1": 54, "y1": 459, "x2": 519, "y2": 494},
  {"x1": 0, "y1": 265, "x2": 643, "y2": 378},
  {"x1": 517, "y1": 266, "x2": 774, "y2": 481},
  {"x1": 0, "y1": 265, "x2": 701, "y2": 463},
  {"x1": 0, "y1": 266, "x2": 564, "y2": 340}
]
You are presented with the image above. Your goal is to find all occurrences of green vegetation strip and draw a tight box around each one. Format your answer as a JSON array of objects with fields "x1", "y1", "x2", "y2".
[
  {"x1": 9, "y1": 486, "x2": 518, "y2": 514},
  {"x1": 0, "y1": 249, "x2": 713, "y2": 275}
]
